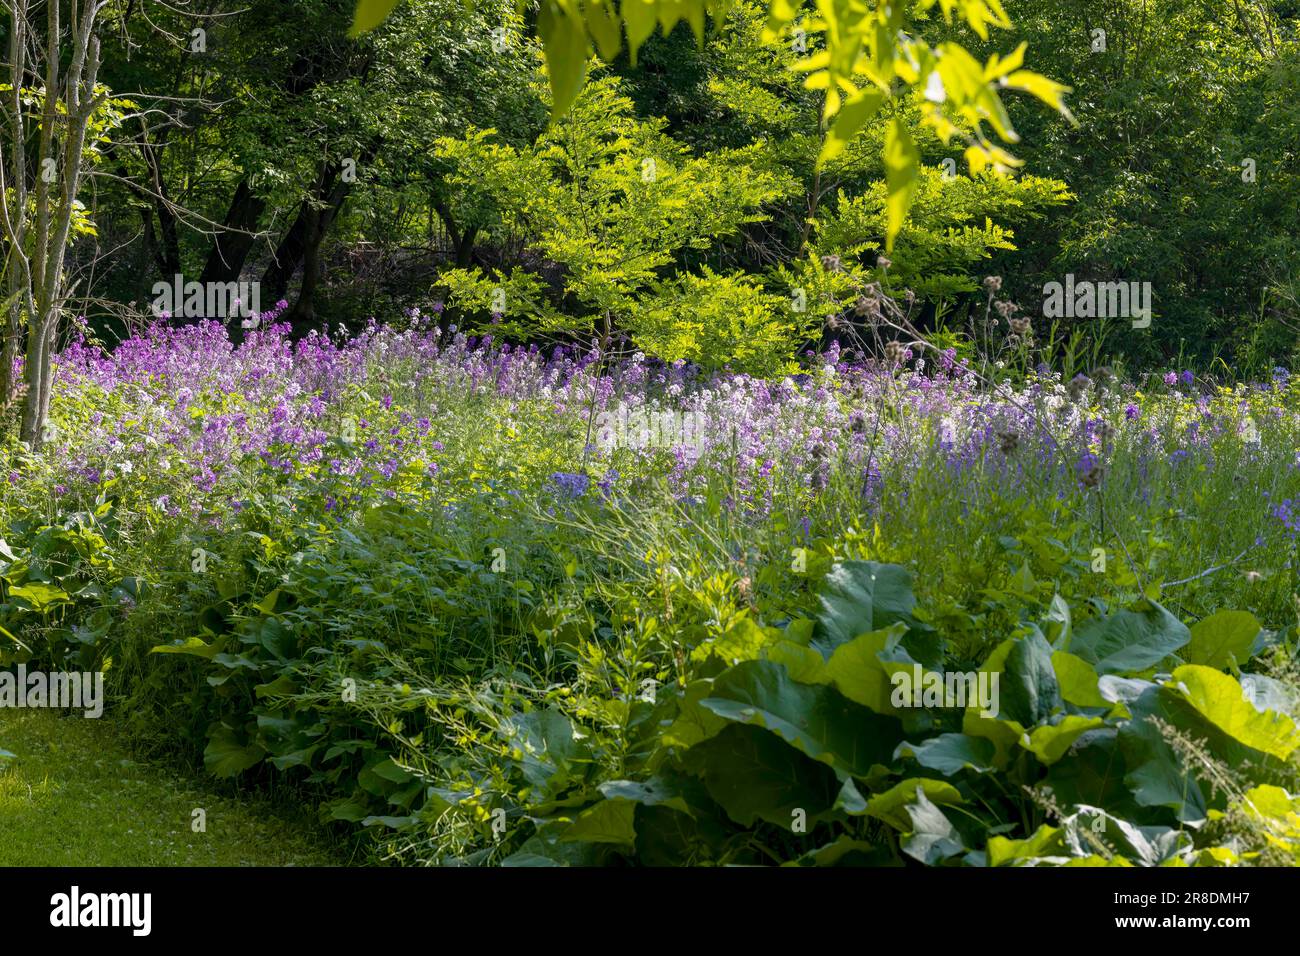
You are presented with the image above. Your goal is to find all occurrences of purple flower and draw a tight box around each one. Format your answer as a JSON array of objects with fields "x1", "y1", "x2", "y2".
[
  {"x1": 1124, "y1": 403, "x2": 1140, "y2": 421},
  {"x1": 549, "y1": 472, "x2": 589, "y2": 498}
]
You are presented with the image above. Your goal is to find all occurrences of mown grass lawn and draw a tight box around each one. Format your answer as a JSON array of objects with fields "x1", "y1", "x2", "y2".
[{"x1": 0, "y1": 709, "x2": 341, "y2": 866}]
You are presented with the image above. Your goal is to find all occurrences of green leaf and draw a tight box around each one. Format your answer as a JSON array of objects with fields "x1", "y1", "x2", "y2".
[
  {"x1": 1184, "y1": 610, "x2": 1261, "y2": 670},
  {"x1": 1022, "y1": 715, "x2": 1106, "y2": 765},
  {"x1": 900, "y1": 788, "x2": 967, "y2": 864},
  {"x1": 822, "y1": 622, "x2": 912, "y2": 712},
  {"x1": 987, "y1": 824, "x2": 1069, "y2": 866},
  {"x1": 1118, "y1": 687, "x2": 1209, "y2": 823},
  {"x1": 699, "y1": 660, "x2": 902, "y2": 777},
  {"x1": 539, "y1": 0, "x2": 592, "y2": 122},
  {"x1": 819, "y1": 88, "x2": 882, "y2": 165},
  {"x1": 1052, "y1": 651, "x2": 1108, "y2": 707},
  {"x1": 998, "y1": 629, "x2": 1062, "y2": 725},
  {"x1": 1071, "y1": 601, "x2": 1190, "y2": 676},
  {"x1": 253, "y1": 674, "x2": 296, "y2": 699},
  {"x1": 622, "y1": 0, "x2": 659, "y2": 63},
  {"x1": 689, "y1": 723, "x2": 840, "y2": 826},
  {"x1": 560, "y1": 798, "x2": 637, "y2": 846},
  {"x1": 894, "y1": 732, "x2": 995, "y2": 776},
  {"x1": 203, "y1": 725, "x2": 266, "y2": 777},
  {"x1": 814, "y1": 561, "x2": 919, "y2": 658},
  {"x1": 1169, "y1": 665, "x2": 1300, "y2": 760},
  {"x1": 8, "y1": 581, "x2": 71, "y2": 611},
  {"x1": 883, "y1": 118, "x2": 920, "y2": 251},
  {"x1": 584, "y1": 0, "x2": 624, "y2": 61},
  {"x1": 598, "y1": 776, "x2": 696, "y2": 817},
  {"x1": 864, "y1": 778, "x2": 964, "y2": 830},
  {"x1": 348, "y1": 0, "x2": 401, "y2": 38},
  {"x1": 150, "y1": 636, "x2": 220, "y2": 659}
]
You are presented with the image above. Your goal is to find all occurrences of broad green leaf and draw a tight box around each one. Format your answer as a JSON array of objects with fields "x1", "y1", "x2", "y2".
[
  {"x1": 598, "y1": 776, "x2": 696, "y2": 817},
  {"x1": 864, "y1": 778, "x2": 964, "y2": 830},
  {"x1": 203, "y1": 725, "x2": 265, "y2": 777},
  {"x1": 1169, "y1": 665, "x2": 1300, "y2": 760},
  {"x1": 689, "y1": 723, "x2": 840, "y2": 826},
  {"x1": 894, "y1": 732, "x2": 995, "y2": 775},
  {"x1": 149, "y1": 636, "x2": 220, "y2": 659},
  {"x1": 699, "y1": 660, "x2": 902, "y2": 777},
  {"x1": 822, "y1": 622, "x2": 912, "y2": 712},
  {"x1": 987, "y1": 824, "x2": 1069, "y2": 866},
  {"x1": 560, "y1": 798, "x2": 637, "y2": 846},
  {"x1": 1022, "y1": 714, "x2": 1106, "y2": 765},
  {"x1": 1118, "y1": 687, "x2": 1209, "y2": 823},
  {"x1": 814, "y1": 561, "x2": 919, "y2": 658},
  {"x1": 900, "y1": 788, "x2": 967, "y2": 864},
  {"x1": 1051, "y1": 651, "x2": 1108, "y2": 707},
  {"x1": 785, "y1": 835, "x2": 893, "y2": 867},
  {"x1": 998, "y1": 629, "x2": 1062, "y2": 725},
  {"x1": 8, "y1": 582, "x2": 71, "y2": 611},
  {"x1": 1071, "y1": 601, "x2": 1190, "y2": 676},
  {"x1": 1184, "y1": 610, "x2": 1261, "y2": 669}
]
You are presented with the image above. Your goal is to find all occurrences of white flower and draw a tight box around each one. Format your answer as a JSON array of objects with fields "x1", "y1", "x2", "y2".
[{"x1": 118, "y1": 461, "x2": 134, "y2": 475}]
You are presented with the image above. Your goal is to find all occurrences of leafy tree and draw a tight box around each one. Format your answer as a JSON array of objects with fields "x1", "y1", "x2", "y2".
[
  {"x1": 352, "y1": 0, "x2": 1075, "y2": 250},
  {"x1": 437, "y1": 72, "x2": 811, "y2": 372}
]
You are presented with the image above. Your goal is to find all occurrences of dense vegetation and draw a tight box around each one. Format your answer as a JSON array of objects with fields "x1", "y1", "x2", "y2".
[{"x1": 2, "y1": 0, "x2": 1299, "y2": 868}]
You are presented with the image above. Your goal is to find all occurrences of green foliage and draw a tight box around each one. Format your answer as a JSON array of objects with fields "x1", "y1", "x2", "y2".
[
  {"x1": 392, "y1": 562, "x2": 1298, "y2": 866},
  {"x1": 354, "y1": 0, "x2": 1074, "y2": 249},
  {"x1": 436, "y1": 73, "x2": 804, "y2": 372}
]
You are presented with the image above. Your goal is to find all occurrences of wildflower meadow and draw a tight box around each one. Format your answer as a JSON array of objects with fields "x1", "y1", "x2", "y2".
[{"x1": 2, "y1": 0, "x2": 1300, "y2": 920}]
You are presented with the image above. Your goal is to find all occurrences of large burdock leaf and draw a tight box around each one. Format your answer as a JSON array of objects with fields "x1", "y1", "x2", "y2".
[
  {"x1": 1051, "y1": 651, "x2": 1109, "y2": 707},
  {"x1": 987, "y1": 825, "x2": 1070, "y2": 866},
  {"x1": 822, "y1": 622, "x2": 914, "y2": 713},
  {"x1": 1167, "y1": 665, "x2": 1300, "y2": 760},
  {"x1": 814, "y1": 561, "x2": 920, "y2": 658},
  {"x1": 895, "y1": 733, "x2": 995, "y2": 776},
  {"x1": 900, "y1": 788, "x2": 967, "y2": 864},
  {"x1": 699, "y1": 660, "x2": 902, "y2": 777},
  {"x1": 203, "y1": 724, "x2": 265, "y2": 777},
  {"x1": 862, "y1": 778, "x2": 964, "y2": 830},
  {"x1": 1021, "y1": 714, "x2": 1106, "y2": 765},
  {"x1": 688, "y1": 724, "x2": 840, "y2": 827},
  {"x1": 1184, "y1": 610, "x2": 1261, "y2": 669},
  {"x1": 559, "y1": 799, "x2": 637, "y2": 847},
  {"x1": 999, "y1": 629, "x2": 1062, "y2": 726},
  {"x1": 1118, "y1": 704, "x2": 1208, "y2": 824},
  {"x1": 1071, "y1": 601, "x2": 1190, "y2": 675},
  {"x1": 1063, "y1": 807, "x2": 1195, "y2": 866}
]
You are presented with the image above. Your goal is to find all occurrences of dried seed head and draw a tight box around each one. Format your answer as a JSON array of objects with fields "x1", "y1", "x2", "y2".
[
  {"x1": 983, "y1": 275, "x2": 1003, "y2": 293},
  {"x1": 854, "y1": 295, "x2": 881, "y2": 318},
  {"x1": 1081, "y1": 461, "x2": 1107, "y2": 488},
  {"x1": 821, "y1": 254, "x2": 843, "y2": 273}
]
